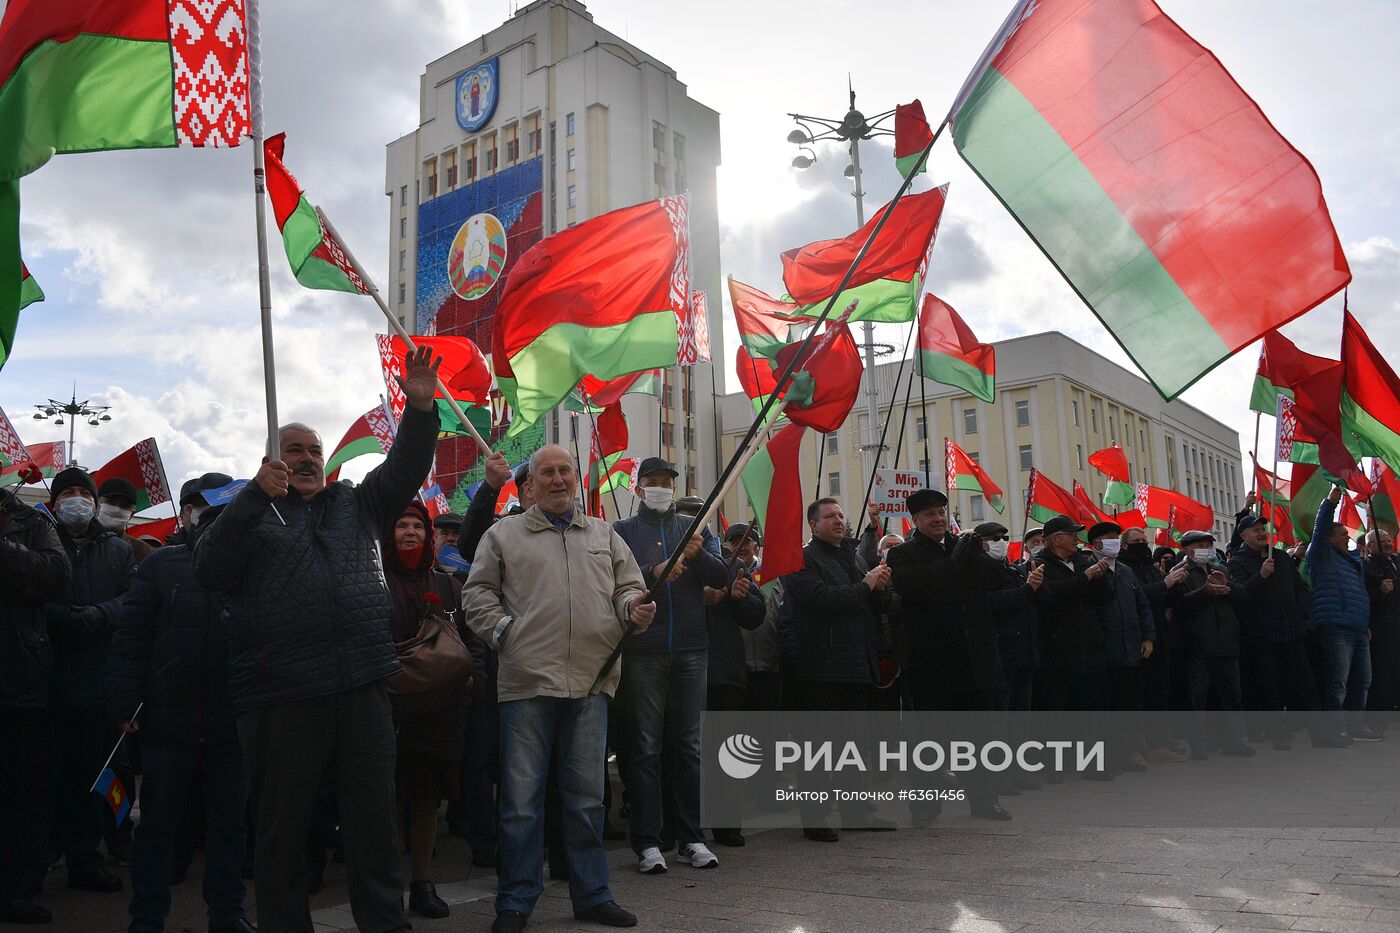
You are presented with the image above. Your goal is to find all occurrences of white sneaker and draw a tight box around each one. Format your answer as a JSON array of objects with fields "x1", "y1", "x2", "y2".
[
  {"x1": 638, "y1": 847, "x2": 668, "y2": 874},
  {"x1": 678, "y1": 842, "x2": 719, "y2": 869}
]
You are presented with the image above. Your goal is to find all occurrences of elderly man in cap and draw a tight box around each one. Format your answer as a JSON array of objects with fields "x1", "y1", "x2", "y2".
[
  {"x1": 96, "y1": 477, "x2": 156, "y2": 563},
  {"x1": 1227, "y1": 513, "x2": 1337, "y2": 748},
  {"x1": 1087, "y1": 521, "x2": 1155, "y2": 772},
  {"x1": 1019, "y1": 527, "x2": 1046, "y2": 568},
  {"x1": 44, "y1": 466, "x2": 136, "y2": 894},
  {"x1": 107, "y1": 472, "x2": 253, "y2": 933},
  {"x1": 886, "y1": 491, "x2": 1011, "y2": 819},
  {"x1": 613, "y1": 457, "x2": 726, "y2": 874},
  {"x1": 1170, "y1": 529, "x2": 1254, "y2": 758},
  {"x1": 193, "y1": 345, "x2": 441, "y2": 933},
  {"x1": 464, "y1": 444, "x2": 654, "y2": 932}
]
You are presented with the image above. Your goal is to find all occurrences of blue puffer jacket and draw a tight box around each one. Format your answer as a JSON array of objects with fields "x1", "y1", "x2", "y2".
[
  {"x1": 1305, "y1": 499, "x2": 1369, "y2": 633},
  {"x1": 613, "y1": 506, "x2": 726, "y2": 655}
]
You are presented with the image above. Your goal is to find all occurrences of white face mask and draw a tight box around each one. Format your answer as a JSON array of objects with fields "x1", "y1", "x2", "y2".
[
  {"x1": 988, "y1": 539, "x2": 1010, "y2": 561},
  {"x1": 640, "y1": 486, "x2": 675, "y2": 511},
  {"x1": 1096, "y1": 538, "x2": 1121, "y2": 558},
  {"x1": 56, "y1": 497, "x2": 95, "y2": 527},
  {"x1": 189, "y1": 505, "x2": 209, "y2": 526},
  {"x1": 96, "y1": 503, "x2": 134, "y2": 531},
  {"x1": 1028, "y1": 545, "x2": 1045, "y2": 559},
  {"x1": 1191, "y1": 548, "x2": 1214, "y2": 565}
]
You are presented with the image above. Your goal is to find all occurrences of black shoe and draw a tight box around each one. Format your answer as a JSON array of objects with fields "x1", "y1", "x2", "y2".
[
  {"x1": 492, "y1": 910, "x2": 527, "y2": 933},
  {"x1": 970, "y1": 802, "x2": 1013, "y2": 821},
  {"x1": 1014, "y1": 775, "x2": 1043, "y2": 791},
  {"x1": 1221, "y1": 742, "x2": 1257, "y2": 757},
  {"x1": 712, "y1": 830, "x2": 746, "y2": 847},
  {"x1": 0, "y1": 898, "x2": 51, "y2": 925},
  {"x1": 408, "y1": 880, "x2": 450, "y2": 919},
  {"x1": 909, "y1": 801, "x2": 942, "y2": 828},
  {"x1": 1353, "y1": 726, "x2": 1384, "y2": 742},
  {"x1": 802, "y1": 827, "x2": 839, "y2": 842},
  {"x1": 547, "y1": 848, "x2": 569, "y2": 881},
  {"x1": 209, "y1": 920, "x2": 257, "y2": 933},
  {"x1": 68, "y1": 868, "x2": 122, "y2": 893},
  {"x1": 574, "y1": 900, "x2": 637, "y2": 927}
]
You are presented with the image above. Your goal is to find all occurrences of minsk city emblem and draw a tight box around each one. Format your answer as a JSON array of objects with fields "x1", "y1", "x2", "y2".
[{"x1": 455, "y1": 57, "x2": 499, "y2": 132}]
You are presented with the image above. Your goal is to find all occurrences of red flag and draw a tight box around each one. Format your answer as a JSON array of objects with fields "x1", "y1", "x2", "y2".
[
  {"x1": 1136, "y1": 484, "x2": 1213, "y2": 533},
  {"x1": 917, "y1": 295, "x2": 996, "y2": 402},
  {"x1": 577, "y1": 369, "x2": 660, "y2": 408},
  {"x1": 1087, "y1": 446, "x2": 1129, "y2": 483},
  {"x1": 1341, "y1": 310, "x2": 1400, "y2": 472},
  {"x1": 894, "y1": 100, "x2": 933, "y2": 177},
  {"x1": 1026, "y1": 469, "x2": 1096, "y2": 527},
  {"x1": 131, "y1": 515, "x2": 179, "y2": 544},
  {"x1": 736, "y1": 346, "x2": 780, "y2": 405},
  {"x1": 774, "y1": 323, "x2": 862, "y2": 434},
  {"x1": 1250, "y1": 330, "x2": 1337, "y2": 414},
  {"x1": 93, "y1": 439, "x2": 171, "y2": 511},
  {"x1": 753, "y1": 422, "x2": 807, "y2": 583}
]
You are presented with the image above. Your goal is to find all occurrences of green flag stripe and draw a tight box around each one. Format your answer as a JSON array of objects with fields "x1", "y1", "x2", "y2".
[
  {"x1": 953, "y1": 66, "x2": 1228, "y2": 399},
  {"x1": 1249, "y1": 375, "x2": 1290, "y2": 416},
  {"x1": 1342, "y1": 390, "x2": 1400, "y2": 468},
  {"x1": 895, "y1": 151, "x2": 927, "y2": 178},
  {"x1": 795, "y1": 274, "x2": 921, "y2": 324},
  {"x1": 18, "y1": 272, "x2": 43, "y2": 309},
  {"x1": 296, "y1": 253, "x2": 362, "y2": 294},
  {"x1": 919, "y1": 349, "x2": 995, "y2": 403},
  {"x1": 324, "y1": 435, "x2": 385, "y2": 476}
]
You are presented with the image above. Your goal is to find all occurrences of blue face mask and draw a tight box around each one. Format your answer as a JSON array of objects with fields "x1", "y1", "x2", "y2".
[{"x1": 56, "y1": 497, "x2": 94, "y2": 527}]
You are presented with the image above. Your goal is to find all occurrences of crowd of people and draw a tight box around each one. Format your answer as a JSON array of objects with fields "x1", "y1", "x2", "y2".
[{"x1": 1, "y1": 348, "x2": 1397, "y2": 933}]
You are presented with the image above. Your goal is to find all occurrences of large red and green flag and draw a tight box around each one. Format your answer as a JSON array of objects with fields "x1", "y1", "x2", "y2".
[
  {"x1": 596, "y1": 457, "x2": 638, "y2": 499},
  {"x1": 1287, "y1": 463, "x2": 1332, "y2": 543},
  {"x1": 0, "y1": 441, "x2": 65, "y2": 487},
  {"x1": 325, "y1": 402, "x2": 398, "y2": 482},
  {"x1": 1135, "y1": 483, "x2": 1213, "y2": 533},
  {"x1": 894, "y1": 99, "x2": 933, "y2": 178},
  {"x1": 493, "y1": 195, "x2": 688, "y2": 435},
  {"x1": 1254, "y1": 461, "x2": 1291, "y2": 508},
  {"x1": 949, "y1": 0, "x2": 1350, "y2": 399},
  {"x1": 735, "y1": 346, "x2": 783, "y2": 417},
  {"x1": 1340, "y1": 310, "x2": 1400, "y2": 472},
  {"x1": 1369, "y1": 460, "x2": 1400, "y2": 532},
  {"x1": 1072, "y1": 480, "x2": 1112, "y2": 527},
  {"x1": 1, "y1": 261, "x2": 43, "y2": 369},
  {"x1": 741, "y1": 421, "x2": 807, "y2": 587},
  {"x1": 587, "y1": 402, "x2": 629, "y2": 491},
  {"x1": 1088, "y1": 445, "x2": 1136, "y2": 508},
  {"x1": 780, "y1": 185, "x2": 948, "y2": 324},
  {"x1": 567, "y1": 369, "x2": 661, "y2": 412},
  {"x1": 264, "y1": 134, "x2": 368, "y2": 295},
  {"x1": 773, "y1": 317, "x2": 863, "y2": 434},
  {"x1": 0, "y1": 403, "x2": 26, "y2": 468},
  {"x1": 728, "y1": 277, "x2": 807, "y2": 360},
  {"x1": 917, "y1": 294, "x2": 995, "y2": 403},
  {"x1": 1250, "y1": 330, "x2": 1336, "y2": 416},
  {"x1": 1025, "y1": 469, "x2": 1094, "y2": 527},
  {"x1": 946, "y1": 437, "x2": 1004, "y2": 513},
  {"x1": 377, "y1": 334, "x2": 492, "y2": 439},
  {"x1": 1073, "y1": 479, "x2": 1145, "y2": 530},
  {"x1": 93, "y1": 438, "x2": 171, "y2": 511}
]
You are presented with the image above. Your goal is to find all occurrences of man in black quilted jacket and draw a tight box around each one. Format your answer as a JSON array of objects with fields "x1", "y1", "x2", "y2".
[{"x1": 194, "y1": 346, "x2": 441, "y2": 933}]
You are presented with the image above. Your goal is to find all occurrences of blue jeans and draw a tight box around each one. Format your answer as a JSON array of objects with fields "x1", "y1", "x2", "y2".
[
  {"x1": 1322, "y1": 626, "x2": 1372, "y2": 734},
  {"x1": 129, "y1": 740, "x2": 248, "y2": 933},
  {"x1": 623, "y1": 649, "x2": 706, "y2": 853},
  {"x1": 497, "y1": 695, "x2": 612, "y2": 917}
]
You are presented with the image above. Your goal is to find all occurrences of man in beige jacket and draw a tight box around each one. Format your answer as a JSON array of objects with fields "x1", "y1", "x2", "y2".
[{"x1": 464, "y1": 444, "x2": 655, "y2": 932}]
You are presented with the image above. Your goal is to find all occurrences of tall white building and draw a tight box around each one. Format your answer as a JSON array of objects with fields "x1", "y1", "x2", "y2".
[{"x1": 385, "y1": 0, "x2": 723, "y2": 509}]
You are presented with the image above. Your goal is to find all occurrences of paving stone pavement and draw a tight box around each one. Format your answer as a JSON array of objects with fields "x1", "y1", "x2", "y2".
[{"x1": 32, "y1": 737, "x2": 1400, "y2": 932}]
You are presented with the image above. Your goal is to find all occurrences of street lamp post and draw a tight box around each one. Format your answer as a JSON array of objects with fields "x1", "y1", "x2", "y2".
[
  {"x1": 32, "y1": 388, "x2": 112, "y2": 467},
  {"x1": 789, "y1": 83, "x2": 897, "y2": 488}
]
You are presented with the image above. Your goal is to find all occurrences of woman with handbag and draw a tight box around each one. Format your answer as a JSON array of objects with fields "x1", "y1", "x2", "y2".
[{"x1": 382, "y1": 501, "x2": 486, "y2": 919}]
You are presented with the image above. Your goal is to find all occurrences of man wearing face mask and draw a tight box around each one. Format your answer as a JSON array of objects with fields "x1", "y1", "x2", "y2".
[
  {"x1": 43, "y1": 466, "x2": 136, "y2": 896},
  {"x1": 106, "y1": 473, "x2": 254, "y2": 933},
  {"x1": 1118, "y1": 527, "x2": 1189, "y2": 762},
  {"x1": 1169, "y1": 530, "x2": 1253, "y2": 759},
  {"x1": 96, "y1": 478, "x2": 156, "y2": 564},
  {"x1": 1088, "y1": 522, "x2": 1155, "y2": 773},
  {"x1": 612, "y1": 457, "x2": 726, "y2": 874},
  {"x1": 1017, "y1": 528, "x2": 1045, "y2": 569}
]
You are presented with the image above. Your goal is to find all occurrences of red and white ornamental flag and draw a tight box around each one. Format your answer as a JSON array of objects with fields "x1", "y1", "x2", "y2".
[{"x1": 677, "y1": 290, "x2": 713, "y2": 365}]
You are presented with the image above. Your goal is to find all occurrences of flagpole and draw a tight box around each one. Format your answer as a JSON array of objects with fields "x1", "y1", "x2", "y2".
[
  {"x1": 315, "y1": 208, "x2": 494, "y2": 456},
  {"x1": 247, "y1": 0, "x2": 279, "y2": 461},
  {"x1": 589, "y1": 121, "x2": 948, "y2": 693},
  {"x1": 90, "y1": 702, "x2": 143, "y2": 794},
  {"x1": 880, "y1": 369, "x2": 917, "y2": 535},
  {"x1": 1250, "y1": 412, "x2": 1261, "y2": 494},
  {"x1": 858, "y1": 314, "x2": 918, "y2": 522},
  {"x1": 918, "y1": 353, "x2": 931, "y2": 488},
  {"x1": 148, "y1": 440, "x2": 181, "y2": 527},
  {"x1": 579, "y1": 388, "x2": 625, "y2": 520}
]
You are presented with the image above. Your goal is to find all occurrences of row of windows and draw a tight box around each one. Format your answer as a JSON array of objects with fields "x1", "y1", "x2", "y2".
[{"x1": 421, "y1": 114, "x2": 544, "y2": 201}]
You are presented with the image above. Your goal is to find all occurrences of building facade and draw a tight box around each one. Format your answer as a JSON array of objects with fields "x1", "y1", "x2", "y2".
[
  {"x1": 718, "y1": 331, "x2": 1245, "y2": 544},
  {"x1": 385, "y1": 0, "x2": 723, "y2": 509}
]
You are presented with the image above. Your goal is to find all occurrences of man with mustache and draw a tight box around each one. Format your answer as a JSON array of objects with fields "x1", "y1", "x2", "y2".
[{"x1": 194, "y1": 346, "x2": 442, "y2": 933}]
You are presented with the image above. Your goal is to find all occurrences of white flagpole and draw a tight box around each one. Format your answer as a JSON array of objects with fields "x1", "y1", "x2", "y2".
[{"x1": 247, "y1": 0, "x2": 279, "y2": 461}]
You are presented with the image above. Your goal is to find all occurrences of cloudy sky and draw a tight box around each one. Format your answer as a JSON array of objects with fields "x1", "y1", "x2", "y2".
[{"x1": 4, "y1": 0, "x2": 1398, "y2": 511}]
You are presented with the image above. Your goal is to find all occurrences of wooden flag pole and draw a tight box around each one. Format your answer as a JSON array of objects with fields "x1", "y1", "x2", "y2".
[{"x1": 315, "y1": 208, "x2": 494, "y2": 457}]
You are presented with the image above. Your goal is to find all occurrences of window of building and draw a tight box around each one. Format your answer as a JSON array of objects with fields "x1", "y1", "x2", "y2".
[
  {"x1": 684, "y1": 425, "x2": 695, "y2": 449},
  {"x1": 398, "y1": 217, "x2": 407, "y2": 238},
  {"x1": 675, "y1": 167, "x2": 686, "y2": 192},
  {"x1": 506, "y1": 137, "x2": 519, "y2": 163},
  {"x1": 397, "y1": 281, "x2": 405, "y2": 304},
  {"x1": 918, "y1": 458, "x2": 930, "y2": 478},
  {"x1": 1091, "y1": 406, "x2": 1098, "y2": 433},
  {"x1": 484, "y1": 133, "x2": 498, "y2": 172},
  {"x1": 825, "y1": 433, "x2": 838, "y2": 456},
  {"x1": 547, "y1": 121, "x2": 557, "y2": 231},
  {"x1": 963, "y1": 408, "x2": 977, "y2": 434},
  {"x1": 828, "y1": 472, "x2": 841, "y2": 496},
  {"x1": 398, "y1": 249, "x2": 405, "y2": 271},
  {"x1": 398, "y1": 185, "x2": 407, "y2": 206},
  {"x1": 1072, "y1": 399, "x2": 1081, "y2": 426},
  {"x1": 524, "y1": 114, "x2": 541, "y2": 156},
  {"x1": 423, "y1": 157, "x2": 437, "y2": 197},
  {"x1": 566, "y1": 148, "x2": 576, "y2": 172},
  {"x1": 1140, "y1": 429, "x2": 1146, "y2": 451},
  {"x1": 1015, "y1": 399, "x2": 1030, "y2": 427},
  {"x1": 1077, "y1": 444, "x2": 1084, "y2": 469},
  {"x1": 915, "y1": 416, "x2": 926, "y2": 441},
  {"x1": 1109, "y1": 415, "x2": 1117, "y2": 441},
  {"x1": 653, "y1": 162, "x2": 666, "y2": 186},
  {"x1": 566, "y1": 112, "x2": 575, "y2": 136},
  {"x1": 969, "y1": 451, "x2": 981, "y2": 464},
  {"x1": 443, "y1": 149, "x2": 456, "y2": 189},
  {"x1": 652, "y1": 121, "x2": 666, "y2": 151},
  {"x1": 1019, "y1": 444, "x2": 1034, "y2": 471},
  {"x1": 970, "y1": 495, "x2": 985, "y2": 522},
  {"x1": 567, "y1": 185, "x2": 577, "y2": 208},
  {"x1": 674, "y1": 133, "x2": 686, "y2": 160}
]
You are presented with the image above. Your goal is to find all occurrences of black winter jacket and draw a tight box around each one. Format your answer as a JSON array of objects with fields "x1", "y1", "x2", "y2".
[
  {"x1": 1366, "y1": 554, "x2": 1400, "y2": 641},
  {"x1": 614, "y1": 507, "x2": 726, "y2": 655},
  {"x1": 0, "y1": 493, "x2": 71, "y2": 708},
  {"x1": 782, "y1": 537, "x2": 888, "y2": 685},
  {"x1": 1169, "y1": 558, "x2": 1247, "y2": 657},
  {"x1": 1120, "y1": 549, "x2": 1174, "y2": 656},
  {"x1": 105, "y1": 524, "x2": 237, "y2": 746},
  {"x1": 193, "y1": 404, "x2": 439, "y2": 712},
  {"x1": 1036, "y1": 551, "x2": 1113, "y2": 673},
  {"x1": 704, "y1": 551, "x2": 765, "y2": 688},
  {"x1": 1227, "y1": 546, "x2": 1310, "y2": 643},
  {"x1": 989, "y1": 560, "x2": 1043, "y2": 670},
  {"x1": 45, "y1": 520, "x2": 134, "y2": 708},
  {"x1": 1098, "y1": 563, "x2": 1155, "y2": 667}
]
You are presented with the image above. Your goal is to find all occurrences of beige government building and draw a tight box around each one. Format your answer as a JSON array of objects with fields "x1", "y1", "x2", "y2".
[{"x1": 717, "y1": 331, "x2": 1245, "y2": 544}]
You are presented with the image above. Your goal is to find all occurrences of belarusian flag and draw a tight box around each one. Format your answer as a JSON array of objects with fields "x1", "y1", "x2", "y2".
[
  {"x1": 1250, "y1": 330, "x2": 1336, "y2": 415},
  {"x1": 587, "y1": 402, "x2": 629, "y2": 493},
  {"x1": 1370, "y1": 460, "x2": 1400, "y2": 531},
  {"x1": 0, "y1": 441, "x2": 65, "y2": 487},
  {"x1": 728, "y1": 277, "x2": 807, "y2": 360},
  {"x1": 894, "y1": 100, "x2": 932, "y2": 178},
  {"x1": 781, "y1": 185, "x2": 947, "y2": 324},
  {"x1": 1135, "y1": 483, "x2": 1213, "y2": 533},
  {"x1": 946, "y1": 437, "x2": 1004, "y2": 513},
  {"x1": 1073, "y1": 479, "x2": 1145, "y2": 530},
  {"x1": 917, "y1": 295, "x2": 994, "y2": 403},
  {"x1": 1087, "y1": 445, "x2": 1135, "y2": 508},
  {"x1": 1274, "y1": 395, "x2": 1320, "y2": 467},
  {"x1": 0, "y1": 403, "x2": 27, "y2": 467},
  {"x1": 949, "y1": 0, "x2": 1350, "y2": 399},
  {"x1": 567, "y1": 369, "x2": 660, "y2": 412},
  {"x1": 264, "y1": 134, "x2": 368, "y2": 295},
  {"x1": 736, "y1": 347, "x2": 782, "y2": 417},
  {"x1": 93, "y1": 438, "x2": 171, "y2": 511},
  {"x1": 1287, "y1": 463, "x2": 1332, "y2": 543},
  {"x1": 773, "y1": 319, "x2": 862, "y2": 434},
  {"x1": 377, "y1": 335, "x2": 492, "y2": 439},
  {"x1": 1340, "y1": 310, "x2": 1400, "y2": 472},
  {"x1": 493, "y1": 195, "x2": 688, "y2": 435},
  {"x1": 596, "y1": 457, "x2": 638, "y2": 499},
  {"x1": 18, "y1": 262, "x2": 40, "y2": 309},
  {"x1": 1254, "y1": 462, "x2": 1290, "y2": 508},
  {"x1": 741, "y1": 422, "x2": 806, "y2": 586},
  {"x1": 1025, "y1": 469, "x2": 1093, "y2": 527},
  {"x1": 1, "y1": 261, "x2": 43, "y2": 369},
  {"x1": 1072, "y1": 480, "x2": 1112, "y2": 527},
  {"x1": 325, "y1": 402, "x2": 398, "y2": 482}
]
